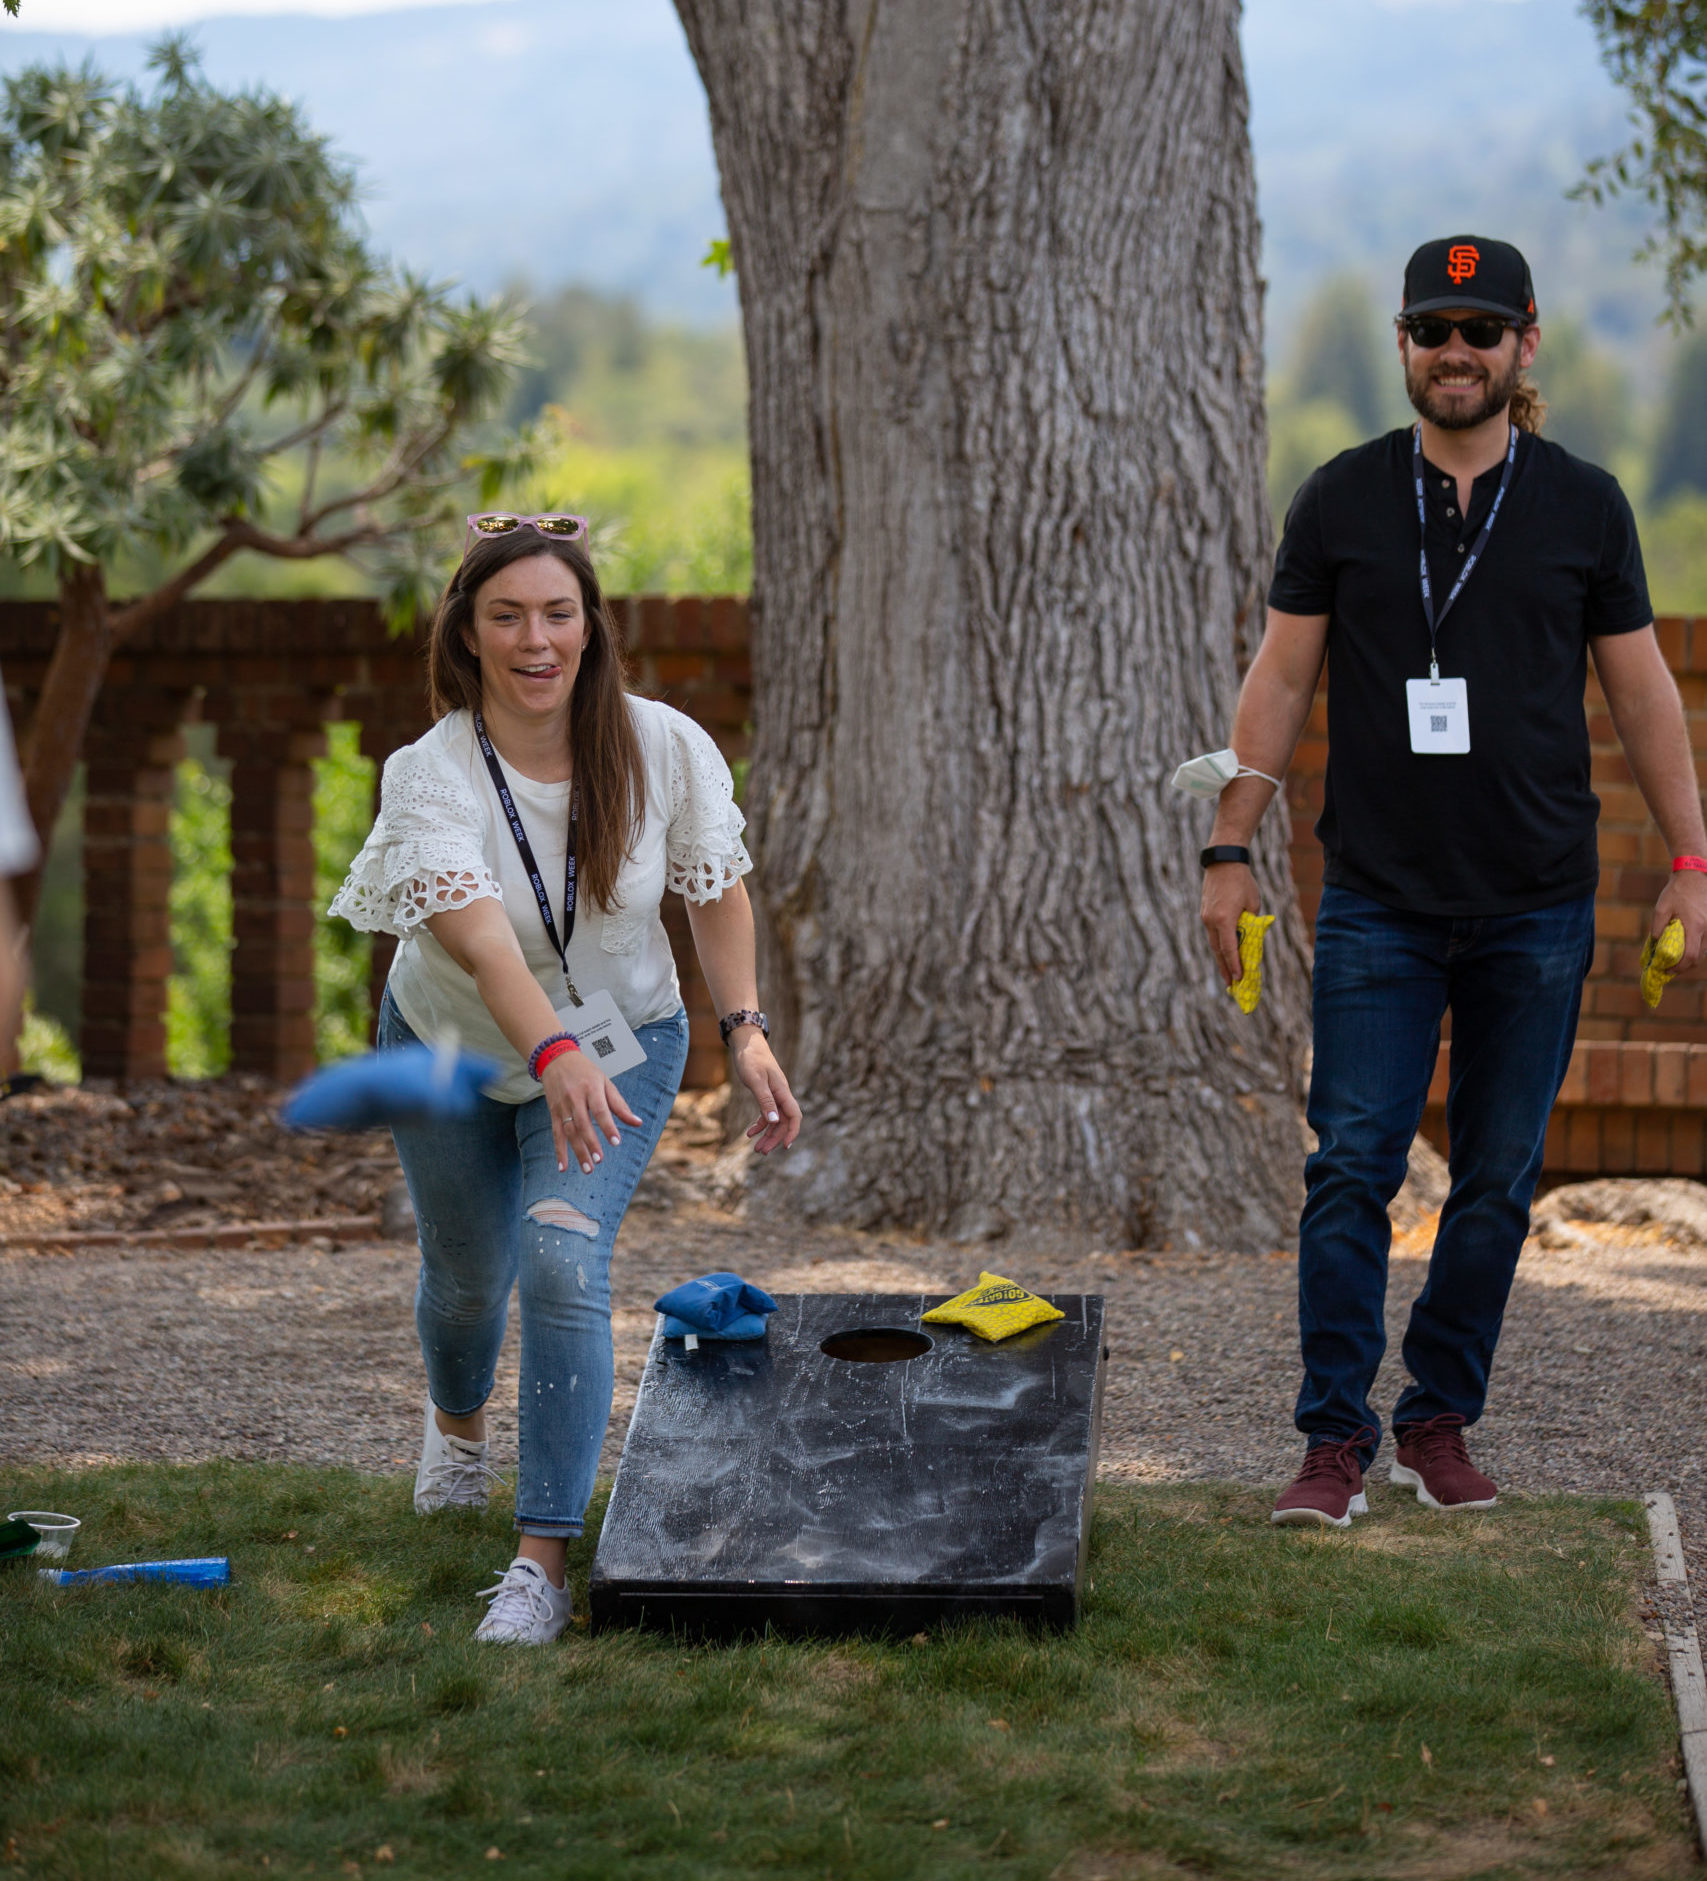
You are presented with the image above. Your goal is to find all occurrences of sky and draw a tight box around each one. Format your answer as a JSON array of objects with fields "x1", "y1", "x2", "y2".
[
  {"x1": 6, "y1": 0, "x2": 499, "y2": 23},
  {"x1": 11, "y1": 0, "x2": 1532, "y2": 19}
]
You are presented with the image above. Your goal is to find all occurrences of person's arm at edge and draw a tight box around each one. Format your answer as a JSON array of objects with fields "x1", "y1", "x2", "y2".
[
  {"x1": 1200, "y1": 608, "x2": 1331, "y2": 988},
  {"x1": 0, "y1": 881, "x2": 23, "y2": 1081},
  {"x1": 685, "y1": 877, "x2": 801, "y2": 1154},
  {"x1": 425, "y1": 897, "x2": 641, "y2": 1176},
  {"x1": 1591, "y1": 624, "x2": 1707, "y2": 969}
]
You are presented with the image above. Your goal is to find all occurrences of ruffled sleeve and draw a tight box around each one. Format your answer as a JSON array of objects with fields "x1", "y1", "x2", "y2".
[
  {"x1": 663, "y1": 709, "x2": 752, "y2": 903},
  {"x1": 328, "y1": 739, "x2": 502, "y2": 936}
]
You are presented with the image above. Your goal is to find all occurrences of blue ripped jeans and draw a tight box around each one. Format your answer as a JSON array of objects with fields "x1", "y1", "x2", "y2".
[
  {"x1": 1299, "y1": 884, "x2": 1595, "y2": 1463},
  {"x1": 378, "y1": 989, "x2": 689, "y2": 1537}
]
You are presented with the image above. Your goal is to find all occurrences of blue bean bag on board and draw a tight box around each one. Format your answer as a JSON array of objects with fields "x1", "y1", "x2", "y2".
[
  {"x1": 654, "y1": 1272, "x2": 779, "y2": 1342},
  {"x1": 282, "y1": 1045, "x2": 500, "y2": 1133}
]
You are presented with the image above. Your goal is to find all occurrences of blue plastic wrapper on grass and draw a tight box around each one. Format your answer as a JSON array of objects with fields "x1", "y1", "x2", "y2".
[
  {"x1": 282, "y1": 1044, "x2": 499, "y2": 1133},
  {"x1": 39, "y1": 1556, "x2": 231, "y2": 1587},
  {"x1": 654, "y1": 1271, "x2": 779, "y2": 1341}
]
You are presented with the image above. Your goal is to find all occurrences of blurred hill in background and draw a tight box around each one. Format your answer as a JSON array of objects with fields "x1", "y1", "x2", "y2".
[
  {"x1": 0, "y1": 0, "x2": 1670, "y2": 342},
  {"x1": 0, "y1": 0, "x2": 1701, "y2": 602}
]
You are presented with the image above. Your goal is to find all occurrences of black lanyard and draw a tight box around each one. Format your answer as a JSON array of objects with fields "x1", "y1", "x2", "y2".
[
  {"x1": 1411, "y1": 422, "x2": 1518, "y2": 680},
  {"x1": 472, "y1": 712, "x2": 580, "y2": 1005}
]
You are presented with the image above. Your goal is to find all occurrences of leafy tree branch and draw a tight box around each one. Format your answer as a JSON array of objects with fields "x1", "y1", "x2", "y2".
[
  {"x1": 1580, "y1": 1, "x2": 1707, "y2": 322},
  {"x1": 0, "y1": 36, "x2": 536, "y2": 935}
]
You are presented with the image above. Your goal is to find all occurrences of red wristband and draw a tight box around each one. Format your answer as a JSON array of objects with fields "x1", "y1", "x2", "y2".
[
  {"x1": 1674, "y1": 856, "x2": 1707, "y2": 875},
  {"x1": 533, "y1": 1037, "x2": 580, "y2": 1075}
]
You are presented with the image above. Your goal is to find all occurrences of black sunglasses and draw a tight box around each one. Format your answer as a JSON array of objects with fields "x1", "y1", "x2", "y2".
[{"x1": 1398, "y1": 313, "x2": 1529, "y2": 351}]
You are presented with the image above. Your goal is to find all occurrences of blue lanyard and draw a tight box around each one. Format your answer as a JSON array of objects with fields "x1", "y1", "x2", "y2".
[
  {"x1": 472, "y1": 712, "x2": 580, "y2": 1005},
  {"x1": 1412, "y1": 422, "x2": 1518, "y2": 680}
]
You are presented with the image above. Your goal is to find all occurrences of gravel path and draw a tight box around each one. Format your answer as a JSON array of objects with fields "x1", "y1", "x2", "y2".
[{"x1": 4, "y1": 1186, "x2": 1705, "y2": 1629}]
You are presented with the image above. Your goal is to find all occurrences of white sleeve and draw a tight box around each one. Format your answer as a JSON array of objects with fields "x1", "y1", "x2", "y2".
[
  {"x1": 663, "y1": 709, "x2": 753, "y2": 904},
  {"x1": 0, "y1": 684, "x2": 40, "y2": 878},
  {"x1": 328, "y1": 741, "x2": 502, "y2": 936}
]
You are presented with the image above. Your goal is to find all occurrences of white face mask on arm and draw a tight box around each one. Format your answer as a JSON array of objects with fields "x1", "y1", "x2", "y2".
[{"x1": 1169, "y1": 749, "x2": 1283, "y2": 799}]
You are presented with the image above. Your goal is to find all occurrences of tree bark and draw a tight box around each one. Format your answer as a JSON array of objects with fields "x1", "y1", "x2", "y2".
[
  {"x1": 682, "y1": 0, "x2": 1309, "y2": 1251},
  {"x1": 14, "y1": 560, "x2": 112, "y2": 931}
]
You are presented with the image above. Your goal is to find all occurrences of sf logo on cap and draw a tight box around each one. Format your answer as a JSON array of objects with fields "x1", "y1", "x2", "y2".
[{"x1": 1447, "y1": 243, "x2": 1480, "y2": 285}]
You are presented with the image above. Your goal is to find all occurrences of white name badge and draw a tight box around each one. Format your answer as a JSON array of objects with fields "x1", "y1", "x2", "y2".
[
  {"x1": 553, "y1": 989, "x2": 648, "y2": 1077},
  {"x1": 1406, "y1": 677, "x2": 1471, "y2": 755}
]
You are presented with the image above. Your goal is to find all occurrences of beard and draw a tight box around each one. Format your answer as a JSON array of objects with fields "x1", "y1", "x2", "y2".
[{"x1": 1405, "y1": 345, "x2": 1523, "y2": 430}]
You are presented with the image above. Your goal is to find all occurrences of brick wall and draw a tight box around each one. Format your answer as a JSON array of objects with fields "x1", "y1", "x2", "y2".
[
  {"x1": 1286, "y1": 619, "x2": 1707, "y2": 1178},
  {"x1": 7, "y1": 597, "x2": 1707, "y2": 1175},
  {"x1": 1, "y1": 597, "x2": 752, "y2": 1090}
]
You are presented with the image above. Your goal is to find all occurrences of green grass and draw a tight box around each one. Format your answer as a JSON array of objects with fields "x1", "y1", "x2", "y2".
[{"x1": 0, "y1": 1466, "x2": 1690, "y2": 1879}]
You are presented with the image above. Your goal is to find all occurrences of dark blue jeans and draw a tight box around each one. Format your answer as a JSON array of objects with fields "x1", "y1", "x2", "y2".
[{"x1": 1298, "y1": 883, "x2": 1595, "y2": 1461}]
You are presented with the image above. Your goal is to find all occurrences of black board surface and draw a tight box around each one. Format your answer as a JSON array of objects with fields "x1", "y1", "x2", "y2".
[{"x1": 589, "y1": 1291, "x2": 1107, "y2": 1638}]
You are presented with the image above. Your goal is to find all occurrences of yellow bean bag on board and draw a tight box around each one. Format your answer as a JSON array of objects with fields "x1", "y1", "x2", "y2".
[{"x1": 922, "y1": 1273, "x2": 1066, "y2": 1344}]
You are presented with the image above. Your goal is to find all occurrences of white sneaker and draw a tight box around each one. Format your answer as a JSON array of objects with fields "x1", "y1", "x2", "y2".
[
  {"x1": 413, "y1": 1397, "x2": 501, "y2": 1514},
  {"x1": 474, "y1": 1558, "x2": 573, "y2": 1644}
]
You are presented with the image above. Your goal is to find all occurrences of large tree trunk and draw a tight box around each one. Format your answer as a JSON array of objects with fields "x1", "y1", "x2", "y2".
[
  {"x1": 677, "y1": 0, "x2": 1309, "y2": 1250},
  {"x1": 14, "y1": 560, "x2": 112, "y2": 931}
]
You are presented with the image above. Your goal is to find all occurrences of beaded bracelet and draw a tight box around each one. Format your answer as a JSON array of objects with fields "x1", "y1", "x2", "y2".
[
  {"x1": 718, "y1": 1008, "x2": 769, "y2": 1047},
  {"x1": 528, "y1": 1031, "x2": 579, "y2": 1080},
  {"x1": 535, "y1": 1038, "x2": 581, "y2": 1077}
]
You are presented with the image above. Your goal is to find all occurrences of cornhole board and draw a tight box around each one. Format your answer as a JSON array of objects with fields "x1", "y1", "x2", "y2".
[{"x1": 589, "y1": 1291, "x2": 1107, "y2": 1638}]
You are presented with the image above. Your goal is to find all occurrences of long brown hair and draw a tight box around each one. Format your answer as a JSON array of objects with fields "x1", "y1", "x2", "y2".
[
  {"x1": 1509, "y1": 374, "x2": 1547, "y2": 435},
  {"x1": 427, "y1": 531, "x2": 644, "y2": 911}
]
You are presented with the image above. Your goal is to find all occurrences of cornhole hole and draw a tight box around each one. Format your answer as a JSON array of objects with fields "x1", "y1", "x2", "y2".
[{"x1": 589, "y1": 1291, "x2": 1107, "y2": 1638}]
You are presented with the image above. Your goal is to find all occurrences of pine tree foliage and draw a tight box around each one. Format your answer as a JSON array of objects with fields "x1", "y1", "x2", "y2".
[{"x1": 1285, "y1": 276, "x2": 1386, "y2": 435}]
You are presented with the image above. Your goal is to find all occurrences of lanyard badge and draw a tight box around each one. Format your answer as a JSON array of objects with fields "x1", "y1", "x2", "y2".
[
  {"x1": 1407, "y1": 422, "x2": 1517, "y2": 755},
  {"x1": 470, "y1": 714, "x2": 650, "y2": 1076},
  {"x1": 473, "y1": 712, "x2": 582, "y2": 1004}
]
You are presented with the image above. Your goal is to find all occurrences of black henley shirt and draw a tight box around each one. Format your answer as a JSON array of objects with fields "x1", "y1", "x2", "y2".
[{"x1": 1268, "y1": 426, "x2": 1653, "y2": 917}]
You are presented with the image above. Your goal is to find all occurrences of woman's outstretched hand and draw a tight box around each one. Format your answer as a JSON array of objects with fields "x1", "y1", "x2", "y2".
[
  {"x1": 731, "y1": 1032, "x2": 802, "y2": 1154},
  {"x1": 542, "y1": 1047, "x2": 643, "y2": 1175}
]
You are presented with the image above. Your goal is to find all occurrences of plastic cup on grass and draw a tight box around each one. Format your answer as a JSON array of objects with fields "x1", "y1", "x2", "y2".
[{"x1": 7, "y1": 1511, "x2": 79, "y2": 1559}]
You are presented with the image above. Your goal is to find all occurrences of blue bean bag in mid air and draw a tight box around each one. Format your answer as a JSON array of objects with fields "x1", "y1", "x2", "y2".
[
  {"x1": 282, "y1": 1045, "x2": 500, "y2": 1133},
  {"x1": 654, "y1": 1271, "x2": 779, "y2": 1343}
]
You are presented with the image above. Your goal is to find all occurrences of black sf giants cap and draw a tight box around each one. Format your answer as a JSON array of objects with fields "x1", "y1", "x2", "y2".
[{"x1": 1402, "y1": 235, "x2": 1537, "y2": 322}]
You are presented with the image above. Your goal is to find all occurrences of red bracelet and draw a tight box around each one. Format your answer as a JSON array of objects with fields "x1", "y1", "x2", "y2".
[
  {"x1": 533, "y1": 1037, "x2": 580, "y2": 1076},
  {"x1": 1674, "y1": 856, "x2": 1707, "y2": 875}
]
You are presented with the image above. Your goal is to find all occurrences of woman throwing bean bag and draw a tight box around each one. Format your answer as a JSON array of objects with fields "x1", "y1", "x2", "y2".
[{"x1": 331, "y1": 514, "x2": 800, "y2": 1644}]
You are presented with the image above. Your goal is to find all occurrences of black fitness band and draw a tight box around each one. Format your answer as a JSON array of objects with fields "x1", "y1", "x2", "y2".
[{"x1": 1200, "y1": 845, "x2": 1252, "y2": 868}]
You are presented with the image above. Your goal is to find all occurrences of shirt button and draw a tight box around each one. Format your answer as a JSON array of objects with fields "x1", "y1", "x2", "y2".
[
  {"x1": 1456, "y1": 543, "x2": 1466, "y2": 553},
  {"x1": 1441, "y1": 478, "x2": 1451, "y2": 489},
  {"x1": 1446, "y1": 507, "x2": 1457, "y2": 518}
]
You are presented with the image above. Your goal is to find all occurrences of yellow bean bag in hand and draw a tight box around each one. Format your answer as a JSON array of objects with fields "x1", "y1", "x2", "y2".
[
  {"x1": 1227, "y1": 911, "x2": 1275, "y2": 1015},
  {"x1": 1640, "y1": 917, "x2": 1687, "y2": 1010},
  {"x1": 922, "y1": 1273, "x2": 1065, "y2": 1343}
]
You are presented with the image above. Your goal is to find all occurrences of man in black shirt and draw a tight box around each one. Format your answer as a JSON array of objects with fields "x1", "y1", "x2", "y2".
[{"x1": 1200, "y1": 235, "x2": 1707, "y2": 1527}]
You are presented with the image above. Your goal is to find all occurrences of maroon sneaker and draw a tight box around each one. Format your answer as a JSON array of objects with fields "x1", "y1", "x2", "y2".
[
  {"x1": 1271, "y1": 1429, "x2": 1375, "y2": 1529},
  {"x1": 1390, "y1": 1413, "x2": 1497, "y2": 1511}
]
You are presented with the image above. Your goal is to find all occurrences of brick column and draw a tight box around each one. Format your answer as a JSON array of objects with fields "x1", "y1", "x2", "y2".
[
  {"x1": 219, "y1": 723, "x2": 326, "y2": 1081},
  {"x1": 81, "y1": 723, "x2": 184, "y2": 1081},
  {"x1": 355, "y1": 715, "x2": 425, "y2": 1037}
]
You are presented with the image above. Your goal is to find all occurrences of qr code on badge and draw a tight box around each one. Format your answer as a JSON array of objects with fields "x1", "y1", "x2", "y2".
[
  {"x1": 1430, "y1": 714, "x2": 1447, "y2": 733},
  {"x1": 592, "y1": 1034, "x2": 615, "y2": 1059}
]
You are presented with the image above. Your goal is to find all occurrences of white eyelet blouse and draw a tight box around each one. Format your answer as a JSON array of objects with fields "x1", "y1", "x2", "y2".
[{"x1": 329, "y1": 696, "x2": 750, "y2": 1103}]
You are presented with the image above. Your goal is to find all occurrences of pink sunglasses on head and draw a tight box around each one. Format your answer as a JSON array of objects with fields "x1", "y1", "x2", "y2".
[{"x1": 464, "y1": 512, "x2": 590, "y2": 551}]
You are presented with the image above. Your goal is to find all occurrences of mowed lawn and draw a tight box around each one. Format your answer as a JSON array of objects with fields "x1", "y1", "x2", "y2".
[{"x1": 0, "y1": 1464, "x2": 1693, "y2": 1879}]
